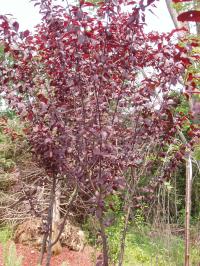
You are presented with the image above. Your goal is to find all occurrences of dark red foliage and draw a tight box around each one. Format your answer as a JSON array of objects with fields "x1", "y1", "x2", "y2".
[
  {"x1": 172, "y1": 0, "x2": 193, "y2": 2},
  {"x1": 178, "y1": 10, "x2": 200, "y2": 23},
  {"x1": 0, "y1": 0, "x2": 187, "y2": 221},
  {"x1": 12, "y1": 21, "x2": 19, "y2": 32}
]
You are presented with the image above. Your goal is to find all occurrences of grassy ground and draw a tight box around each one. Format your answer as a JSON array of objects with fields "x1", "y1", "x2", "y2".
[
  {"x1": 0, "y1": 227, "x2": 24, "y2": 266},
  {"x1": 0, "y1": 227, "x2": 12, "y2": 244},
  {"x1": 124, "y1": 226, "x2": 200, "y2": 266},
  {"x1": 1, "y1": 224, "x2": 200, "y2": 265}
]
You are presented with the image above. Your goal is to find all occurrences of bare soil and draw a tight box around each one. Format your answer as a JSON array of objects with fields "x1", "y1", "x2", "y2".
[{"x1": 0, "y1": 243, "x2": 97, "y2": 266}]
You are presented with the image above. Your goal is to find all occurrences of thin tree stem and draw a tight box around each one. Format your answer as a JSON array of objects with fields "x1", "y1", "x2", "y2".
[{"x1": 185, "y1": 154, "x2": 192, "y2": 266}]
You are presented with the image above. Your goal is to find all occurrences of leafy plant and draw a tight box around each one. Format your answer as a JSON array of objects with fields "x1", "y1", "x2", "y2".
[
  {"x1": 0, "y1": 0, "x2": 191, "y2": 265},
  {"x1": 104, "y1": 194, "x2": 125, "y2": 263},
  {"x1": 134, "y1": 209, "x2": 145, "y2": 230}
]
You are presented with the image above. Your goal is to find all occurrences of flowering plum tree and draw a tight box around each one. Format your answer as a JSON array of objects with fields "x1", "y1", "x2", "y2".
[{"x1": 0, "y1": 0, "x2": 190, "y2": 265}]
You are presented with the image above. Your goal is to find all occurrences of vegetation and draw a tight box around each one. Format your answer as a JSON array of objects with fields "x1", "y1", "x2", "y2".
[
  {"x1": 0, "y1": 227, "x2": 12, "y2": 244},
  {"x1": 124, "y1": 226, "x2": 200, "y2": 266},
  {"x1": 0, "y1": 0, "x2": 199, "y2": 266},
  {"x1": 2, "y1": 241, "x2": 23, "y2": 266}
]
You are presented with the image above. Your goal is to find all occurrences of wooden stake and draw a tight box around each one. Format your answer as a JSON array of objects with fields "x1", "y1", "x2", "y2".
[{"x1": 185, "y1": 154, "x2": 192, "y2": 266}]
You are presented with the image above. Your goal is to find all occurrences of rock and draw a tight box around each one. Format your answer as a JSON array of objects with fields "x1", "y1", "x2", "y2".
[
  {"x1": 60, "y1": 219, "x2": 85, "y2": 251},
  {"x1": 13, "y1": 218, "x2": 43, "y2": 249},
  {"x1": 13, "y1": 218, "x2": 85, "y2": 253}
]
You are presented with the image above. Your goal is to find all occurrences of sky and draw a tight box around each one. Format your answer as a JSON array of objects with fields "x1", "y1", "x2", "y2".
[{"x1": 0, "y1": 0, "x2": 176, "y2": 32}]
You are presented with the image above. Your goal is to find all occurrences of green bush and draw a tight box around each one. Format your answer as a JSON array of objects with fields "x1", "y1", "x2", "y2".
[
  {"x1": 104, "y1": 194, "x2": 125, "y2": 263},
  {"x1": 83, "y1": 194, "x2": 125, "y2": 264}
]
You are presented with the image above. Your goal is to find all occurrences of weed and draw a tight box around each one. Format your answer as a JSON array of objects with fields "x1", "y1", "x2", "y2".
[
  {"x1": 0, "y1": 227, "x2": 12, "y2": 244},
  {"x1": 3, "y1": 241, "x2": 23, "y2": 266}
]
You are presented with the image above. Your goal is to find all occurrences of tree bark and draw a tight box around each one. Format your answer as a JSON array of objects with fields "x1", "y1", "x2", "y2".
[
  {"x1": 98, "y1": 208, "x2": 109, "y2": 266},
  {"x1": 46, "y1": 178, "x2": 62, "y2": 266},
  {"x1": 118, "y1": 204, "x2": 131, "y2": 266},
  {"x1": 38, "y1": 176, "x2": 56, "y2": 266},
  {"x1": 185, "y1": 154, "x2": 192, "y2": 266},
  {"x1": 51, "y1": 180, "x2": 62, "y2": 255}
]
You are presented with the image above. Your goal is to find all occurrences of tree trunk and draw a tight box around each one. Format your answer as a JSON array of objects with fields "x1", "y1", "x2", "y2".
[
  {"x1": 51, "y1": 180, "x2": 62, "y2": 256},
  {"x1": 185, "y1": 154, "x2": 192, "y2": 266},
  {"x1": 193, "y1": 0, "x2": 200, "y2": 36},
  {"x1": 98, "y1": 207, "x2": 109, "y2": 266},
  {"x1": 118, "y1": 204, "x2": 131, "y2": 266},
  {"x1": 46, "y1": 179, "x2": 62, "y2": 266},
  {"x1": 39, "y1": 177, "x2": 56, "y2": 266}
]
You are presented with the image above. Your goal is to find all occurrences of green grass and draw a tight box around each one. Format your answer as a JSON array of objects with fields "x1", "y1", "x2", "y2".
[
  {"x1": 0, "y1": 227, "x2": 23, "y2": 266},
  {"x1": 0, "y1": 227, "x2": 12, "y2": 244},
  {"x1": 3, "y1": 241, "x2": 23, "y2": 266},
  {"x1": 124, "y1": 226, "x2": 200, "y2": 266}
]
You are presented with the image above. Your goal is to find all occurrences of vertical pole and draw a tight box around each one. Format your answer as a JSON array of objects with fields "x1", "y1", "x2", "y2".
[{"x1": 185, "y1": 154, "x2": 192, "y2": 266}]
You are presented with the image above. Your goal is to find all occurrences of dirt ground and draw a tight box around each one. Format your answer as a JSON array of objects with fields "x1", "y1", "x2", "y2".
[{"x1": 0, "y1": 243, "x2": 97, "y2": 266}]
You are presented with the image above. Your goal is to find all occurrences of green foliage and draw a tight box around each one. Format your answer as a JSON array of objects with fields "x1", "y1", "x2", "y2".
[
  {"x1": 177, "y1": 208, "x2": 186, "y2": 226},
  {"x1": 124, "y1": 226, "x2": 200, "y2": 266},
  {"x1": 104, "y1": 194, "x2": 125, "y2": 263},
  {"x1": 134, "y1": 209, "x2": 145, "y2": 230},
  {"x1": 193, "y1": 143, "x2": 200, "y2": 161},
  {"x1": 106, "y1": 214, "x2": 124, "y2": 263},
  {"x1": 0, "y1": 132, "x2": 16, "y2": 171},
  {"x1": 85, "y1": 0, "x2": 104, "y2": 7},
  {"x1": 84, "y1": 194, "x2": 125, "y2": 263},
  {"x1": 173, "y1": 92, "x2": 191, "y2": 133},
  {"x1": 175, "y1": 94, "x2": 189, "y2": 117},
  {"x1": 0, "y1": 159, "x2": 15, "y2": 172},
  {"x1": 3, "y1": 241, "x2": 23, "y2": 266},
  {"x1": 0, "y1": 117, "x2": 26, "y2": 170},
  {"x1": 82, "y1": 215, "x2": 99, "y2": 246},
  {"x1": 172, "y1": 2, "x2": 193, "y2": 13}
]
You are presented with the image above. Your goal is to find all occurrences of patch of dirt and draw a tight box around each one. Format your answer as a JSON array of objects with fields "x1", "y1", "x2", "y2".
[{"x1": 0, "y1": 243, "x2": 97, "y2": 266}]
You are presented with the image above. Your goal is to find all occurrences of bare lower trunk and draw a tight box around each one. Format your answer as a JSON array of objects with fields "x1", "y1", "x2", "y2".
[
  {"x1": 51, "y1": 180, "x2": 62, "y2": 255},
  {"x1": 164, "y1": 2, "x2": 195, "y2": 265},
  {"x1": 118, "y1": 204, "x2": 131, "y2": 266},
  {"x1": 185, "y1": 154, "x2": 192, "y2": 266},
  {"x1": 194, "y1": 0, "x2": 200, "y2": 35},
  {"x1": 100, "y1": 224, "x2": 109, "y2": 266},
  {"x1": 98, "y1": 208, "x2": 109, "y2": 266},
  {"x1": 118, "y1": 168, "x2": 135, "y2": 266},
  {"x1": 46, "y1": 179, "x2": 62, "y2": 265},
  {"x1": 38, "y1": 177, "x2": 56, "y2": 266}
]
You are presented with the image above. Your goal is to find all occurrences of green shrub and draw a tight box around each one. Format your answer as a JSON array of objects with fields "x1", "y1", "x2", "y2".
[
  {"x1": 83, "y1": 194, "x2": 125, "y2": 264},
  {"x1": 106, "y1": 214, "x2": 124, "y2": 263},
  {"x1": 104, "y1": 194, "x2": 125, "y2": 263}
]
